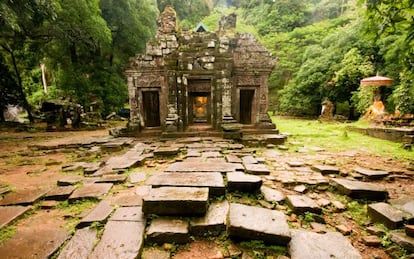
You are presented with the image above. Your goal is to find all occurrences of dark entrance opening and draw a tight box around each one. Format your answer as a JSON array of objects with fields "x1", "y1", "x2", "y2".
[
  {"x1": 142, "y1": 91, "x2": 160, "y2": 127},
  {"x1": 240, "y1": 90, "x2": 254, "y2": 124},
  {"x1": 190, "y1": 93, "x2": 210, "y2": 124}
]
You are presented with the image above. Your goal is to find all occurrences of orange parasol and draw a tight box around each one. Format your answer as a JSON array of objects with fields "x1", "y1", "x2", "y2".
[{"x1": 360, "y1": 75, "x2": 393, "y2": 87}]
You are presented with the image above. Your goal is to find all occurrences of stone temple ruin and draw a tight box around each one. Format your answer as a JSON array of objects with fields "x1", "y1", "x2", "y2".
[{"x1": 123, "y1": 7, "x2": 281, "y2": 140}]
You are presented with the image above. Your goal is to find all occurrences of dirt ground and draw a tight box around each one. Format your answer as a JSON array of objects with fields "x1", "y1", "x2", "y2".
[{"x1": 0, "y1": 126, "x2": 413, "y2": 258}]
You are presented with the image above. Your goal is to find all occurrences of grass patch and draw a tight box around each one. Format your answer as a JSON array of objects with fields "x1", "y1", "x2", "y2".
[
  {"x1": 239, "y1": 240, "x2": 287, "y2": 257},
  {"x1": 0, "y1": 226, "x2": 17, "y2": 245},
  {"x1": 272, "y1": 116, "x2": 414, "y2": 160}
]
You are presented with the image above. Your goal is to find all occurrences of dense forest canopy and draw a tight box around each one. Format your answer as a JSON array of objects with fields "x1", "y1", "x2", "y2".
[{"x1": 1, "y1": 0, "x2": 413, "y2": 122}]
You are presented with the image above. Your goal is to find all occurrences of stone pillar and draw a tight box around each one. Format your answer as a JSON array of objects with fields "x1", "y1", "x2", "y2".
[
  {"x1": 127, "y1": 76, "x2": 141, "y2": 131},
  {"x1": 257, "y1": 74, "x2": 275, "y2": 129},
  {"x1": 165, "y1": 72, "x2": 179, "y2": 132},
  {"x1": 221, "y1": 77, "x2": 237, "y2": 123}
]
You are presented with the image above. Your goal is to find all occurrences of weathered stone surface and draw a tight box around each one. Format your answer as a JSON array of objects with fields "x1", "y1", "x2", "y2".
[
  {"x1": 39, "y1": 200, "x2": 60, "y2": 209},
  {"x1": 202, "y1": 151, "x2": 222, "y2": 159},
  {"x1": 287, "y1": 161, "x2": 305, "y2": 167},
  {"x1": 244, "y1": 163, "x2": 270, "y2": 175},
  {"x1": 166, "y1": 161, "x2": 240, "y2": 173},
  {"x1": 228, "y1": 203, "x2": 291, "y2": 245},
  {"x1": 310, "y1": 222, "x2": 329, "y2": 233},
  {"x1": 390, "y1": 231, "x2": 414, "y2": 252},
  {"x1": 89, "y1": 220, "x2": 146, "y2": 258},
  {"x1": 0, "y1": 226, "x2": 69, "y2": 258},
  {"x1": 190, "y1": 201, "x2": 229, "y2": 236},
  {"x1": 129, "y1": 172, "x2": 147, "y2": 184},
  {"x1": 95, "y1": 174, "x2": 127, "y2": 184},
  {"x1": 406, "y1": 225, "x2": 414, "y2": 237},
  {"x1": 288, "y1": 230, "x2": 361, "y2": 259},
  {"x1": 110, "y1": 207, "x2": 144, "y2": 222},
  {"x1": 0, "y1": 188, "x2": 48, "y2": 206},
  {"x1": 312, "y1": 165, "x2": 340, "y2": 175},
  {"x1": 286, "y1": 195, "x2": 322, "y2": 214},
  {"x1": 44, "y1": 186, "x2": 76, "y2": 200},
  {"x1": 390, "y1": 199, "x2": 414, "y2": 220},
  {"x1": 293, "y1": 185, "x2": 307, "y2": 193},
  {"x1": 143, "y1": 187, "x2": 209, "y2": 215},
  {"x1": 57, "y1": 227, "x2": 97, "y2": 259},
  {"x1": 78, "y1": 200, "x2": 113, "y2": 228},
  {"x1": 146, "y1": 172, "x2": 225, "y2": 196},
  {"x1": 0, "y1": 184, "x2": 11, "y2": 195},
  {"x1": 336, "y1": 224, "x2": 352, "y2": 235},
  {"x1": 332, "y1": 200, "x2": 346, "y2": 211},
  {"x1": 353, "y1": 167, "x2": 389, "y2": 180},
  {"x1": 227, "y1": 172, "x2": 262, "y2": 192},
  {"x1": 0, "y1": 206, "x2": 31, "y2": 228},
  {"x1": 367, "y1": 202, "x2": 410, "y2": 229},
  {"x1": 242, "y1": 156, "x2": 258, "y2": 164},
  {"x1": 57, "y1": 175, "x2": 83, "y2": 186},
  {"x1": 362, "y1": 235, "x2": 382, "y2": 246},
  {"x1": 142, "y1": 247, "x2": 170, "y2": 259},
  {"x1": 260, "y1": 186, "x2": 285, "y2": 203},
  {"x1": 273, "y1": 170, "x2": 328, "y2": 186},
  {"x1": 92, "y1": 149, "x2": 145, "y2": 176},
  {"x1": 146, "y1": 218, "x2": 189, "y2": 244},
  {"x1": 69, "y1": 183, "x2": 113, "y2": 200},
  {"x1": 154, "y1": 146, "x2": 180, "y2": 156},
  {"x1": 226, "y1": 154, "x2": 242, "y2": 163},
  {"x1": 331, "y1": 178, "x2": 388, "y2": 200}
]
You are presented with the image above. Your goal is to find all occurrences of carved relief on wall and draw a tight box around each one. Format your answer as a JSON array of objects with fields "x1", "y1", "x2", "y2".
[
  {"x1": 134, "y1": 74, "x2": 164, "y2": 88},
  {"x1": 236, "y1": 76, "x2": 261, "y2": 86}
]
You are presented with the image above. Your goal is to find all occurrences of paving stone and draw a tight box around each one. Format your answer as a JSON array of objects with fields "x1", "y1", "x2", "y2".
[
  {"x1": 362, "y1": 235, "x2": 382, "y2": 246},
  {"x1": 146, "y1": 218, "x2": 190, "y2": 244},
  {"x1": 44, "y1": 186, "x2": 77, "y2": 200},
  {"x1": 260, "y1": 186, "x2": 285, "y2": 203},
  {"x1": 227, "y1": 172, "x2": 262, "y2": 192},
  {"x1": 228, "y1": 203, "x2": 291, "y2": 245},
  {"x1": 57, "y1": 227, "x2": 97, "y2": 259},
  {"x1": 129, "y1": 172, "x2": 147, "y2": 184},
  {"x1": 274, "y1": 170, "x2": 328, "y2": 186},
  {"x1": 244, "y1": 163, "x2": 270, "y2": 175},
  {"x1": 286, "y1": 195, "x2": 322, "y2": 214},
  {"x1": 92, "y1": 149, "x2": 145, "y2": 176},
  {"x1": 367, "y1": 202, "x2": 410, "y2": 229},
  {"x1": 242, "y1": 156, "x2": 258, "y2": 164},
  {"x1": 146, "y1": 172, "x2": 225, "y2": 196},
  {"x1": 166, "y1": 161, "x2": 240, "y2": 173},
  {"x1": 136, "y1": 185, "x2": 152, "y2": 197},
  {"x1": 142, "y1": 247, "x2": 170, "y2": 259},
  {"x1": 293, "y1": 185, "x2": 307, "y2": 193},
  {"x1": 277, "y1": 145, "x2": 289, "y2": 150},
  {"x1": 78, "y1": 200, "x2": 114, "y2": 228},
  {"x1": 288, "y1": 230, "x2": 361, "y2": 259},
  {"x1": 390, "y1": 199, "x2": 414, "y2": 220},
  {"x1": 287, "y1": 161, "x2": 305, "y2": 167},
  {"x1": 331, "y1": 178, "x2": 388, "y2": 200},
  {"x1": 57, "y1": 175, "x2": 83, "y2": 186},
  {"x1": 39, "y1": 200, "x2": 60, "y2": 209},
  {"x1": 110, "y1": 190, "x2": 143, "y2": 207},
  {"x1": 390, "y1": 231, "x2": 414, "y2": 252},
  {"x1": 310, "y1": 222, "x2": 329, "y2": 233},
  {"x1": 110, "y1": 207, "x2": 144, "y2": 222},
  {"x1": 226, "y1": 154, "x2": 242, "y2": 163},
  {"x1": 202, "y1": 151, "x2": 222, "y2": 159},
  {"x1": 332, "y1": 200, "x2": 346, "y2": 211},
  {"x1": 406, "y1": 225, "x2": 414, "y2": 237},
  {"x1": 353, "y1": 167, "x2": 389, "y2": 180},
  {"x1": 312, "y1": 165, "x2": 340, "y2": 175},
  {"x1": 0, "y1": 188, "x2": 48, "y2": 206},
  {"x1": 69, "y1": 183, "x2": 113, "y2": 200},
  {"x1": 0, "y1": 225, "x2": 69, "y2": 258},
  {"x1": 336, "y1": 224, "x2": 352, "y2": 235},
  {"x1": 143, "y1": 187, "x2": 209, "y2": 216},
  {"x1": 190, "y1": 201, "x2": 229, "y2": 236},
  {"x1": 186, "y1": 149, "x2": 201, "y2": 158},
  {"x1": 89, "y1": 220, "x2": 146, "y2": 258},
  {"x1": 154, "y1": 146, "x2": 180, "y2": 156},
  {"x1": 0, "y1": 206, "x2": 31, "y2": 228},
  {"x1": 95, "y1": 174, "x2": 127, "y2": 184},
  {"x1": 366, "y1": 225, "x2": 386, "y2": 236}
]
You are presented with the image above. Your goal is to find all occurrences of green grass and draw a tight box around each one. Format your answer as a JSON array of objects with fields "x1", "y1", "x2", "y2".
[
  {"x1": 272, "y1": 116, "x2": 414, "y2": 161},
  {"x1": 0, "y1": 226, "x2": 17, "y2": 245}
]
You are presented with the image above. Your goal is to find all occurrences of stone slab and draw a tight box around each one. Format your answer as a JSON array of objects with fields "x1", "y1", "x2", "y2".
[
  {"x1": 288, "y1": 230, "x2": 361, "y2": 259},
  {"x1": 69, "y1": 183, "x2": 113, "y2": 200},
  {"x1": 92, "y1": 149, "x2": 145, "y2": 176},
  {"x1": 287, "y1": 161, "x2": 305, "y2": 167},
  {"x1": 146, "y1": 172, "x2": 225, "y2": 196},
  {"x1": 143, "y1": 187, "x2": 209, "y2": 216},
  {"x1": 273, "y1": 170, "x2": 328, "y2": 186},
  {"x1": 146, "y1": 218, "x2": 189, "y2": 244},
  {"x1": 0, "y1": 206, "x2": 31, "y2": 228},
  {"x1": 311, "y1": 165, "x2": 340, "y2": 175},
  {"x1": 57, "y1": 175, "x2": 83, "y2": 186},
  {"x1": 286, "y1": 195, "x2": 322, "y2": 214},
  {"x1": 244, "y1": 163, "x2": 270, "y2": 175},
  {"x1": 57, "y1": 227, "x2": 97, "y2": 259},
  {"x1": 353, "y1": 167, "x2": 389, "y2": 180},
  {"x1": 227, "y1": 172, "x2": 262, "y2": 192},
  {"x1": 89, "y1": 220, "x2": 146, "y2": 259},
  {"x1": 242, "y1": 156, "x2": 258, "y2": 164},
  {"x1": 390, "y1": 199, "x2": 414, "y2": 220},
  {"x1": 226, "y1": 155, "x2": 242, "y2": 163},
  {"x1": 78, "y1": 200, "x2": 113, "y2": 228},
  {"x1": 202, "y1": 151, "x2": 223, "y2": 158},
  {"x1": 367, "y1": 202, "x2": 410, "y2": 229},
  {"x1": 331, "y1": 178, "x2": 388, "y2": 200},
  {"x1": 129, "y1": 172, "x2": 147, "y2": 184},
  {"x1": 95, "y1": 174, "x2": 127, "y2": 184},
  {"x1": 228, "y1": 203, "x2": 291, "y2": 245},
  {"x1": 0, "y1": 188, "x2": 48, "y2": 206},
  {"x1": 39, "y1": 200, "x2": 60, "y2": 209},
  {"x1": 390, "y1": 231, "x2": 414, "y2": 252},
  {"x1": 110, "y1": 206, "x2": 144, "y2": 222},
  {"x1": 406, "y1": 225, "x2": 414, "y2": 237},
  {"x1": 260, "y1": 186, "x2": 285, "y2": 203},
  {"x1": 154, "y1": 146, "x2": 180, "y2": 156},
  {"x1": 166, "y1": 161, "x2": 240, "y2": 173},
  {"x1": 190, "y1": 201, "x2": 229, "y2": 236},
  {"x1": 44, "y1": 186, "x2": 77, "y2": 201}
]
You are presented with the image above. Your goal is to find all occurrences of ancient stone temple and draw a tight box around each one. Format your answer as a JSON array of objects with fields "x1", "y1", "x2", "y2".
[{"x1": 124, "y1": 7, "x2": 278, "y2": 138}]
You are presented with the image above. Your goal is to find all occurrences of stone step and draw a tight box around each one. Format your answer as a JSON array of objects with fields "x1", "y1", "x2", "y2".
[
  {"x1": 110, "y1": 206, "x2": 145, "y2": 222},
  {"x1": 227, "y1": 172, "x2": 262, "y2": 193},
  {"x1": 367, "y1": 202, "x2": 410, "y2": 229},
  {"x1": 390, "y1": 231, "x2": 414, "y2": 252},
  {"x1": 228, "y1": 203, "x2": 291, "y2": 245},
  {"x1": 146, "y1": 218, "x2": 190, "y2": 245},
  {"x1": 331, "y1": 178, "x2": 388, "y2": 201},
  {"x1": 146, "y1": 172, "x2": 225, "y2": 196},
  {"x1": 89, "y1": 220, "x2": 146, "y2": 259},
  {"x1": 57, "y1": 227, "x2": 97, "y2": 259},
  {"x1": 311, "y1": 165, "x2": 340, "y2": 175},
  {"x1": 44, "y1": 186, "x2": 77, "y2": 201},
  {"x1": 286, "y1": 195, "x2": 322, "y2": 214},
  {"x1": 69, "y1": 183, "x2": 113, "y2": 201},
  {"x1": 0, "y1": 188, "x2": 48, "y2": 206},
  {"x1": 353, "y1": 167, "x2": 389, "y2": 180},
  {"x1": 77, "y1": 200, "x2": 113, "y2": 228},
  {"x1": 142, "y1": 187, "x2": 209, "y2": 216},
  {"x1": 244, "y1": 163, "x2": 270, "y2": 175},
  {"x1": 190, "y1": 200, "x2": 229, "y2": 236},
  {"x1": 0, "y1": 206, "x2": 31, "y2": 228},
  {"x1": 288, "y1": 230, "x2": 362, "y2": 259}
]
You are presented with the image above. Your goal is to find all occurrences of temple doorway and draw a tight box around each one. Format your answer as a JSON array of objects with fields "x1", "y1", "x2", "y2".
[
  {"x1": 240, "y1": 89, "x2": 254, "y2": 124},
  {"x1": 190, "y1": 93, "x2": 210, "y2": 124},
  {"x1": 142, "y1": 91, "x2": 160, "y2": 127}
]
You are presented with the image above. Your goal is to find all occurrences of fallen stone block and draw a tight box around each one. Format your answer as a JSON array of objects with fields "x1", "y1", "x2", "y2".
[
  {"x1": 77, "y1": 200, "x2": 113, "y2": 228},
  {"x1": 331, "y1": 178, "x2": 388, "y2": 201},
  {"x1": 260, "y1": 186, "x2": 285, "y2": 203},
  {"x1": 390, "y1": 231, "x2": 414, "y2": 252},
  {"x1": 69, "y1": 183, "x2": 113, "y2": 201},
  {"x1": 190, "y1": 201, "x2": 229, "y2": 236},
  {"x1": 146, "y1": 218, "x2": 189, "y2": 244},
  {"x1": 312, "y1": 165, "x2": 340, "y2": 175},
  {"x1": 57, "y1": 227, "x2": 97, "y2": 259},
  {"x1": 353, "y1": 167, "x2": 389, "y2": 180},
  {"x1": 44, "y1": 186, "x2": 76, "y2": 201},
  {"x1": 227, "y1": 172, "x2": 262, "y2": 193},
  {"x1": 286, "y1": 195, "x2": 322, "y2": 214},
  {"x1": 110, "y1": 206, "x2": 145, "y2": 222},
  {"x1": 244, "y1": 163, "x2": 270, "y2": 175},
  {"x1": 0, "y1": 188, "x2": 48, "y2": 206},
  {"x1": 0, "y1": 206, "x2": 31, "y2": 228},
  {"x1": 367, "y1": 202, "x2": 410, "y2": 229}
]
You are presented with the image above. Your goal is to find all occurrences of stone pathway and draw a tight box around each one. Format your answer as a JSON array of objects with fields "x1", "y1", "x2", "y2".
[{"x1": 0, "y1": 135, "x2": 413, "y2": 258}]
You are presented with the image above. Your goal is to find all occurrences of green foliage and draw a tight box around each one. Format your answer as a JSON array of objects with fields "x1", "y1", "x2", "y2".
[
  {"x1": 351, "y1": 85, "x2": 374, "y2": 115},
  {"x1": 157, "y1": 0, "x2": 210, "y2": 27},
  {"x1": 239, "y1": 240, "x2": 287, "y2": 257},
  {"x1": 393, "y1": 70, "x2": 414, "y2": 115},
  {"x1": 0, "y1": 226, "x2": 17, "y2": 245}
]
